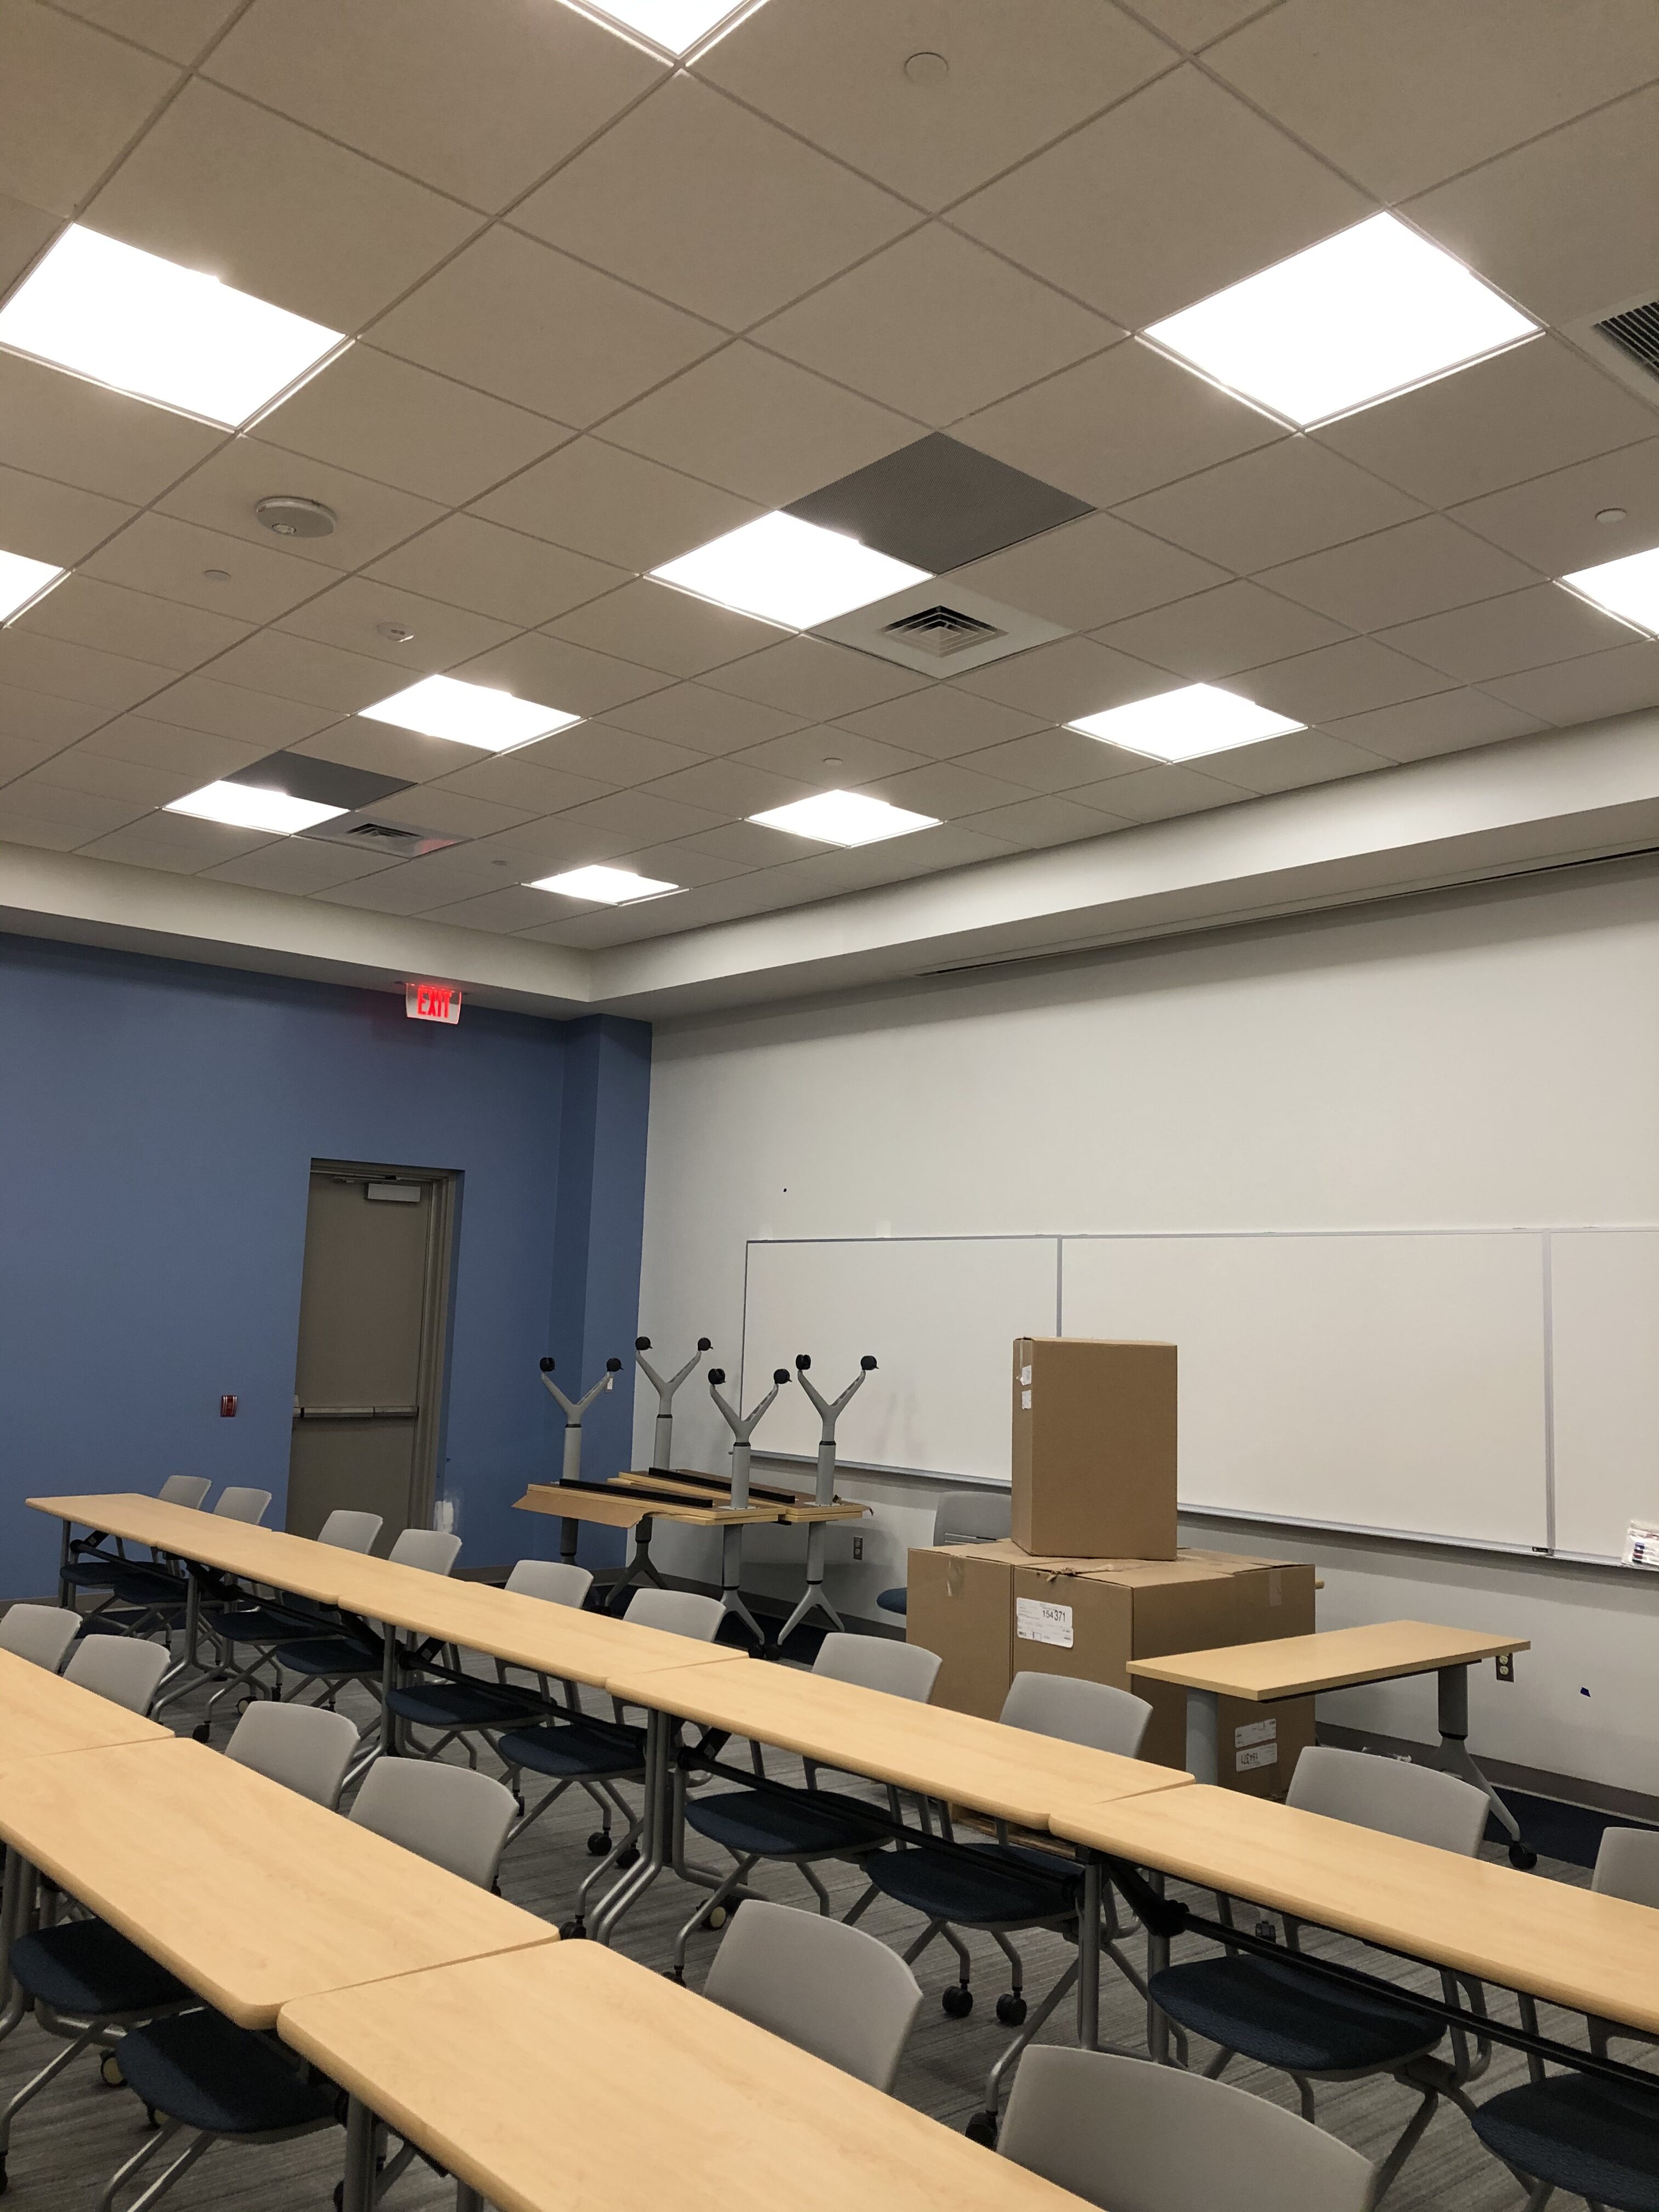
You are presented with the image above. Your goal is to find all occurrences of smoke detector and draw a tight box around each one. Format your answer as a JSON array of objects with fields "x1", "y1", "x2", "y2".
[{"x1": 255, "y1": 495, "x2": 336, "y2": 540}]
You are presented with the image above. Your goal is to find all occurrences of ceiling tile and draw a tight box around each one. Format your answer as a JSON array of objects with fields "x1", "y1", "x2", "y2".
[
  {"x1": 254, "y1": 347, "x2": 569, "y2": 510},
  {"x1": 365, "y1": 515, "x2": 627, "y2": 630},
  {"x1": 316, "y1": 863, "x2": 477, "y2": 917},
  {"x1": 200, "y1": 631, "x2": 405, "y2": 714},
  {"x1": 1066, "y1": 759, "x2": 1251, "y2": 821},
  {"x1": 1479, "y1": 639, "x2": 1659, "y2": 725},
  {"x1": 956, "y1": 340, "x2": 1284, "y2": 509},
  {"x1": 600, "y1": 342, "x2": 919, "y2": 507},
  {"x1": 87, "y1": 81, "x2": 478, "y2": 329},
  {"x1": 958, "y1": 792, "x2": 1128, "y2": 847},
  {"x1": 515, "y1": 75, "x2": 914, "y2": 331},
  {"x1": 733, "y1": 724, "x2": 928, "y2": 784},
  {"x1": 1209, "y1": 0, "x2": 1659, "y2": 200},
  {"x1": 0, "y1": 777, "x2": 148, "y2": 842},
  {"x1": 0, "y1": 731, "x2": 62, "y2": 780},
  {"x1": 77, "y1": 712, "x2": 264, "y2": 781},
  {"x1": 757, "y1": 820, "x2": 1015, "y2": 890},
  {"x1": 79, "y1": 811, "x2": 275, "y2": 869},
  {"x1": 0, "y1": 680, "x2": 106, "y2": 748},
  {"x1": 600, "y1": 679, "x2": 804, "y2": 753},
  {"x1": 277, "y1": 579, "x2": 518, "y2": 673},
  {"x1": 547, "y1": 580, "x2": 783, "y2": 678},
  {"x1": 287, "y1": 719, "x2": 477, "y2": 785},
  {"x1": 1259, "y1": 516, "x2": 1540, "y2": 632},
  {"x1": 674, "y1": 819, "x2": 808, "y2": 867},
  {"x1": 428, "y1": 756, "x2": 612, "y2": 815},
  {"x1": 157, "y1": 443, "x2": 442, "y2": 575},
  {"x1": 0, "y1": 352, "x2": 222, "y2": 508},
  {"x1": 754, "y1": 225, "x2": 1117, "y2": 425},
  {"x1": 0, "y1": 461, "x2": 134, "y2": 567},
  {"x1": 1118, "y1": 439, "x2": 1425, "y2": 572},
  {"x1": 370, "y1": 786, "x2": 534, "y2": 839},
  {"x1": 1202, "y1": 726, "x2": 1390, "y2": 795},
  {"x1": 53, "y1": 0, "x2": 244, "y2": 65},
  {"x1": 0, "y1": 1, "x2": 176, "y2": 217},
  {"x1": 953, "y1": 66, "x2": 1369, "y2": 331},
  {"x1": 1122, "y1": 0, "x2": 1279, "y2": 49},
  {"x1": 1095, "y1": 579, "x2": 1350, "y2": 679},
  {"x1": 455, "y1": 632, "x2": 673, "y2": 719},
  {"x1": 1408, "y1": 80, "x2": 1659, "y2": 326},
  {"x1": 551, "y1": 788, "x2": 727, "y2": 855},
  {"x1": 698, "y1": 634, "x2": 927, "y2": 720},
  {"x1": 1243, "y1": 636, "x2": 1453, "y2": 722},
  {"x1": 136, "y1": 671, "x2": 340, "y2": 746},
  {"x1": 455, "y1": 817, "x2": 601, "y2": 872},
  {"x1": 605, "y1": 840, "x2": 757, "y2": 889},
  {"x1": 206, "y1": 0, "x2": 662, "y2": 212},
  {"x1": 470, "y1": 437, "x2": 761, "y2": 574},
  {"x1": 204, "y1": 837, "x2": 402, "y2": 893},
  {"x1": 81, "y1": 513, "x2": 331, "y2": 623},
  {"x1": 956, "y1": 724, "x2": 1147, "y2": 792},
  {"x1": 1325, "y1": 687, "x2": 1548, "y2": 763},
  {"x1": 1312, "y1": 339, "x2": 1659, "y2": 511},
  {"x1": 953, "y1": 634, "x2": 1168, "y2": 723},
  {"x1": 696, "y1": 0, "x2": 1171, "y2": 211},
  {"x1": 833, "y1": 682, "x2": 1048, "y2": 759},
  {"x1": 23, "y1": 743, "x2": 185, "y2": 806},
  {"x1": 946, "y1": 511, "x2": 1227, "y2": 632},
  {"x1": 371, "y1": 225, "x2": 723, "y2": 428},
  {"x1": 1378, "y1": 585, "x2": 1635, "y2": 682},
  {"x1": 522, "y1": 722, "x2": 705, "y2": 787},
  {"x1": 426, "y1": 884, "x2": 573, "y2": 933},
  {"x1": 642, "y1": 757, "x2": 815, "y2": 818},
  {"x1": 0, "y1": 187, "x2": 55, "y2": 294},
  {"x1": 0, "y1": 629, "x2": 166, "y2": 711},
  {"x1": 1449, "y1": 438, "x2": 1659, "y2": 577},
  {"x1": 14, "y1": 574, "x2": 251, "y2": 672},
  {"x1": 855, "y1": 758, "x2": 1026, "y2": 817}
]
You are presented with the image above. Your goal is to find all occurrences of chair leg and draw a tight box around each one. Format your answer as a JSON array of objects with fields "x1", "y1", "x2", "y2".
[
  {"x1": 798, "y1": 1863, "x2": 831, "y2": 1915},
  {"x1": 1203, "y1": 2046, "x2": 1234, "y2": 2080},
  {"x1": 673, "y1": 1856, "x2": 756, "y2": 1978},
  {"x1": 97, "y1": 2119, "x2": 198, "y2": 2212},
  {"x1": 842, "y1": 1881, "x2": 879, "y2": 1927},
  {"x1": 1291, "y1": 2075, "x2": 1317, "y2": 2123},
  {"x1": 0, "y1": 2022, "x2": 100, "y2": 2155},
  {"x1": 1367, "y1": 2085, "x2": 1440, "y2": 2205},
  {"x1": 981, "y1": 1957, "x2": 1078, "y2": 2123}
]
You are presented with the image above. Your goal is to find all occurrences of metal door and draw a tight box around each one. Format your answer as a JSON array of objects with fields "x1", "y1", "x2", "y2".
[{"x1": 286, "y1": 1165, "x2": 454, "y2": 1550}]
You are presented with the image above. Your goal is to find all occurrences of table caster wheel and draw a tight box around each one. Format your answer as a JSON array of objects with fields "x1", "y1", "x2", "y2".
[
  {"x1": 191, "y1": 1723, "x2": 210, "y2": 1743},
  {"x1": 965, "y1": 2113, "x2": 998, "y2": 2147},
  {"x1": 616, "y1": 1843, "x2": 640, "y2": 1870},
  {"x1": 707, "y1": 1905, "x2": 727, "y2": 1930},
  {"x1": 941, "y1": 1984, "x2": 973, "y2": 2018},
  {"x1": 100, "y1": 2051, "x2": 125, "y2": 2086},
  {"x1": 996, "y1": 1993, "x2": 1027, "y2": 2027},
  {"x1": 1509, "y1": 1842, "x2": 1538, "y2": 1870},
  {"x1": 558, "y1": 1919, "x2": 588, "y2": 1940},
  {"x1": 585, "y1": 1831, "x2": 611, "y2": 1857}
]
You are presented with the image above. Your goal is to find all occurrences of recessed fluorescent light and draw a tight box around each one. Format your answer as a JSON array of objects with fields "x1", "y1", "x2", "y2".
[
  {"x1": 1142, "y1": 213, "x2": 1538, "y2": 428},
  {"x1": 747, "y1": 790, "x2": 941, "y2": 847},
  {"x1": 0, "y1": 225, "x2": 345, "y2": 430},
  {"x1": 1068, "y1": 684, "x2": 1304, "y2": 764},
  {"x1": 528, "y1": 864, "x2": 680, "y2": 904},
  {"x1": 359, "y1": 674, "x2": 580, "y2": 754},
  {"x1": 652, "y1": 514, "x2": 930, "y2": 631},
  {"x1": 555, "y1": 0, "x2": 768, "y2": 61},
  {"x1": 0, "y1": 549, "x2": 65, "y2": 624},
  {"x1": 165, "y1": 782, "x2": 347, "y2": 835},
  {"x1": 1558, "y1": 545, "x2": 1659, "y2": 636}
]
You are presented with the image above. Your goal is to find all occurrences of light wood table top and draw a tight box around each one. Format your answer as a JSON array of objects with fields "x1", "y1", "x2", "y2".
[
  {"x1": 280, "y1": 1939, "x2": 1086, "y2": 2212},
  {"x1": 1051, "y1": 1782, "x2": 1659, "y2": 2036},
  {"x1": 0, "y1": 1736, "x2": 552, "y2": 2027},
  {"x1": 515, "y1": 1482, "x2": 780, "y2": 1528},
  {"x1": 0, "y1": 1647, "x2": 172, "y2": 1765},
  {"x1": 29, "y1": 1493, "x2": 351, "y2": 1605},
  {"x1": 1126, "y1": 1620, "x2": 1531, "y2": 1700},
  {"x1": 606, "y1": 1656, "x2": 1190, "y2": 1830}
]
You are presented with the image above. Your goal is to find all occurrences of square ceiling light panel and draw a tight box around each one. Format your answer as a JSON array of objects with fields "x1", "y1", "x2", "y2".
[
  {"x1": 785, "y1": 434, "x2": 1093, "y2": 574},
  {"x1": 1559, "y1": 545, "x2": 1659, "y2": 636},
  {"x1": 651, "y1": 513, "x2": 929, "y2": 631},
  {"x1": 748, "y1": 789, "x2": 941, "y2": 846},
  {"x1": 528, "y1": 862, "x2": 680, "y2": 903},
  {"x1": 0, "y1": 227, "x2": 346, "y2": 430},
  {"x1": 360, "y1": 674, "x2": 582, "y2": 753},
  {"x1": 166, "y1": 783, "x2": 348, "y2": 835},
  {"x1": 166, "y1": 747, "x2": 414, "y2": 836},
  {"x1": 558, "y1": 0, "x2": 769, "y2": 60},
  {"x1": 1142, "y1": 214, "x2": 1538, "y2": 430},
  {"x1": 1068, "y1": 684, "x2": 1304, "y2": 763},
  {"x1": 0, "y1": 549, "x2": 65, "y2": 624}
]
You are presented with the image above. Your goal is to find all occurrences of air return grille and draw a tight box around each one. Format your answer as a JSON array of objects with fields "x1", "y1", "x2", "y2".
[
  {"x1": 881, "y1": 604, "x2": 1006, "y2": 658},
  {"x1": 1594, "y1": 301, "x2": 1659, "y2": 379}
]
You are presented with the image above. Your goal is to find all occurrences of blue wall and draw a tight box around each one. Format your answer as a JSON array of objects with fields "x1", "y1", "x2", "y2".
[{"x1": 0, "y1": 934, "x2": 651, "y2": 1596}]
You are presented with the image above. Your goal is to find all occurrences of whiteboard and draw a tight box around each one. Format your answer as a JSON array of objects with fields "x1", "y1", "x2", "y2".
[
  {"x1": 1550, "y1": 1231, "x2": 1659, "y2": 1558},
  {"x1": 741, "y1": 1238, "x2": 1057, "y2": 1482},
  {"x1": 1062, "y1": 1234, "x2": 1549, "y2": 1548}
]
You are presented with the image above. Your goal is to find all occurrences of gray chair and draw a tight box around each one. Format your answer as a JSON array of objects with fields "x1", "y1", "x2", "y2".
[
  {"x1": 348, "y1": 1756, "x2": 517, "y2": 1888},
  {"x1": 385, "y1": 1558, "x2": 596, "y2": 1766},
  {"x1": 59, "y1": 1479, "x2": 210, "y2": 1615},
  {"x1": 224, "y1": 1702, "x2": 358, "y2": 1809},
  {"x1": 316, "y1": 1509, "x2": 382, "y2": 1555},
  {"x1": 211, "y1": 1488, "x2": 270, "y2": 1525},
  {"x1": 1150, "y1": 1746, "x2": 1491, "y2": 2204},
  {"x1": 62, "y1": 1634, "x2": 171, "y2": 1715},
  {"x1": 877, "y1": 1488, "x2": 1011, "y2": 1616},
  {"x1": 196, "y1": 1506, "x2": 387, "y2": 1733},
  {"x1": 1000, "y1": 2047, "x2": 1375, "y2": 2212},
  {"x1": 704, "y1": 1900, "x2": 923, "y2": 2094},
  {"x1": 624, "y1": 1587, "x2": 725, "y2": 1640},
  {"x1": 0, "y1": 1605, "x2": 81, "y2": 1672},
  {"x1": 157, "y1": 1477, "x2": 211, "y2": 1510}
]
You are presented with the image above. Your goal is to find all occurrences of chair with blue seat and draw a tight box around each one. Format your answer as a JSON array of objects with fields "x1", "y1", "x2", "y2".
[
  {"x1": 61, "y1": 1477, "x2": 213, "y2": 1628},
  {"x1": 669, "y1": 1633, "x2": 941, "y2": 1979},
  {"x1": 851, "y1": 1669, "x2": 1156, "y2": 2145},
  {"x1": 194, "y1": 1508, "x2": 385, "y2": 1736},
  {"x1": 1148, "y1": 1745, "x2": 1491, "y2": 2205},
  {"x1": 876, "y1": 1489, "x2": 1011, "y2": 1617},
  {"x1": 383, "y1": 1559, "x2": 594, "y2": 1766},
  {"x1": 0, "y1": 1605, "x2": 82, "y2": 1672}
]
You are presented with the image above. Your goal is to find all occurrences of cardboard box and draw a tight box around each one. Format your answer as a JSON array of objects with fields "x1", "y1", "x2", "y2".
[
  {"x1": 1012, "y1": 1337, "x2": 1177, "y2": 1558},
  {"x1": 907, "y1": 1539, "x2": 1317, "y2": 1798}
]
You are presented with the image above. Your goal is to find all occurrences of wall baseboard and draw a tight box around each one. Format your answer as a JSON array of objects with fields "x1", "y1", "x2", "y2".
[{"x1": 1317, "y1": 1719, "x2": 1659, "y2": 1826}]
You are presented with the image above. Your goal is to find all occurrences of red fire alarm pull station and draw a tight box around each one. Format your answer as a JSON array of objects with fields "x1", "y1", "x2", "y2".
[
  {"x1": 220, "y1": 1394, "x2": 238, "y2": 1418},
  {"x1": 405, "y1": 981, "x2": 461, "y2": 1025}
]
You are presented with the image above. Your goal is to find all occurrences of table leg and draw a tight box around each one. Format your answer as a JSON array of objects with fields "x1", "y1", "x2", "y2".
[
  {"x1": 379, "y1": 1625, "x2": 398, "y2": 1757},
  {"x1": 55, "y1": 1521, "x2": 71, "y2": 1609},
  {"x1": 341, "y1": 2095, "x2": 376, "y2": 2212},
  {"x1": 455, "y1": 2186, "x2": 483, "y2": 2211},
  {"x1": 1146, "y1": 1869, "x2": 1171, "y2": 2064},
  {"x1": 591, "y1": 1708, "x2": 668, "y2": 1943},
  {"x1": 1184, "y1": 1687, "x2": 1220, "y2": 1785},
  {"x1": 1437, "y1": 1663, "x2": 1534, "y2": 1867},
  {"x1": 0, "y1": 1848, "x2": 32, "y2": 2033},
  {"x1": 1076, "y1": 1854, "x2": 1101, "y2": 2052}
]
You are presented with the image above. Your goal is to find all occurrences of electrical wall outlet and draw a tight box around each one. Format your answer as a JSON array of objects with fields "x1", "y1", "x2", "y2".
[
  {"x1": 851, "y1": 1535, "x2": 864, "y2": 1561},
  {"x1": 1496, "y1": 1652, "x2": 1515, "y2": 1682}
]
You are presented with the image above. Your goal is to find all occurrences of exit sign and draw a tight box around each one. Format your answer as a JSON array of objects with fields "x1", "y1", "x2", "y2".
[{"x1": 405, "y1": 981, "x2": 461, "y2": 1024}]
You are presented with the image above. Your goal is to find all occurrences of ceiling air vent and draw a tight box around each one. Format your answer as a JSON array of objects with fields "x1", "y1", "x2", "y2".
[
  {"x1": 882, "y1": 604, "x2": 1006, "y2": 658},
  {"x1": 1595, "y1": 301, "x2": 1659, "y2": 379},
  {"x1": 817, "y1": 580, "x2": 1067, "y2": 675},
  {"x1": 301, "y1": 813, "x2": 462, "y2": 857},
  {"x1": 1567, "y1": 295, "x2": 1659, "y2": 405}
]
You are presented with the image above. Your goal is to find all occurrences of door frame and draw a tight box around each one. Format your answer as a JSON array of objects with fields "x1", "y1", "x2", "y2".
[{"x1": 303, "y1": 1159, "x2": 458, "y2": 1537}]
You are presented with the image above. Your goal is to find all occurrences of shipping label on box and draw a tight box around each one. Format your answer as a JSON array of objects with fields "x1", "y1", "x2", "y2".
[
  {"x1": 1234, "y1": 1715, "x2": 1278, "y2": 1773},
  {"x1": 1015, "y1": 1596, "x2": 1074, "y2": 1648}
]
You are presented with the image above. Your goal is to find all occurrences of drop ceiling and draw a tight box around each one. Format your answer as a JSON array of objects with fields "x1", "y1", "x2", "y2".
[{"x1": 4, "y1": 0, "x2": 1659, "y2": 1001}]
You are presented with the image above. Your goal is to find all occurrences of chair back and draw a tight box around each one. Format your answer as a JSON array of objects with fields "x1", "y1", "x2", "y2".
[
  {"x1": 387, "y1": 1528, "x2": 462, "y2": 1575},
  {"x1": 213, "y1": 1487, "x2": 270, "y2": 1524},
  {"x1": 505, "y1": 1560, "x2": 593, "y2": 1608},
  {"x1": 63, "y1": 1634, "x2": 171, "y2": 1715},
  {"x1": 625, "y1": 1588, "x2": 725, "y2": 1641},
  {"x1": 935, "y1": 1489, "x2": 1011, "y2": 1544},
  {"x1": 0, "y1": 1604, "x2": 81, "y2": 1672},
  {"x1": 998, "y1": 2047, "x2": 1374, "y2": 2212},
  {"x1": 1289, "y1": 1746, "x2": 1488, "y2": 1856},
  {"x1": 226, "y1": 1701, "x2": 359, "y2": 1808},
  {"x1": 1593, "y1": 1826, "x2": 1659, "y2": 1908},
  {"x1": 814, "y1": 1632, "x2": 940, "y2": 1703},
  {"x1": 317, "y1": 1510, "x2": 383, "y2": 1555},
  {"x1": 157, "y1": 1475, "x2": 210, "y2": 1509},
  {"x1": 1001, "y1": 1671, "x2": 1152, "y2": 1758},
  {"x1": 704, "y1": 1900, "x2": 922, "y2": 2093},
  {"x1": 349, "y1": 1758, "x2": 516, "y2": 1888}
]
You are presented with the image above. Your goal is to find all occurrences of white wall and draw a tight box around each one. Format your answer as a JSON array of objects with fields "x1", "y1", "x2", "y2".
[{"x1": 637, "y1": 856, "x2": 1659, "y2": 1794}]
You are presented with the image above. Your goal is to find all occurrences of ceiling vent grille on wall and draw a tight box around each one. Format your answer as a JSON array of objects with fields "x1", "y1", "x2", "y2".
[
  {"x1": 1594, "y1": 301, "x2": 1659, "y2": 380},
  {"x1": 882, "y1": 604, "x2": 1007, "y2": 658}
]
